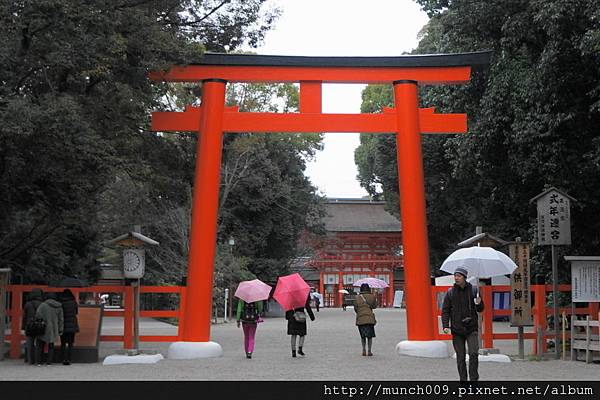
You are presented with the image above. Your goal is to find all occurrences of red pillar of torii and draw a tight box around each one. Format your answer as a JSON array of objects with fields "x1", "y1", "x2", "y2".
[{"x1": 150, "y1": 52, "x2": 491, "y2": 357}]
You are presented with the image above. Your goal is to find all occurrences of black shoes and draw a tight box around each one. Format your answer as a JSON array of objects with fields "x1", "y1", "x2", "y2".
[
  {"x1": 245, "y1": 353, "x2": 252, "y2": 359},
  {"x1": 62, "y1": 360, "x2": 71, "y2": 365},
  {"x1": 298, "y1": 347, "x2": 305, "y2": 357},
  {"x1": 292, "y1": 350, "x2": 296, "y2": 358}
]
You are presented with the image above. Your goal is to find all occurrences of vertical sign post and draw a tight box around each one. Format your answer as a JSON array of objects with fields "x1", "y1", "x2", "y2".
[
  {"x1": 508, "y1": 239, "x2": 533, "y2": 359},
  {"x1": 123, "y1": 248, "x2": 145, "y2": 355},
  {"x1": 531, "y1": 187, "x2": 575, "y2": 359},
  {"x1": 107, "y1": 228, "x2": 158, "y2": 357},
  {"x1": 224, "y1": 288, "x2": 229, "y2": 323}
]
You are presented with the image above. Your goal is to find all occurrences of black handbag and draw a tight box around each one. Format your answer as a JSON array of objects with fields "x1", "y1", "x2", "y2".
[
  {"x1": 293, "y1": 311, "x2": 307, "y2": 322},
  {"x1": 25, "y1": 317, "x2": 46, "y2": 336}
]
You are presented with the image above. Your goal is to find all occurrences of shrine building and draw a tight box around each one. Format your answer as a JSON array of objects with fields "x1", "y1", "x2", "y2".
[{"x1": 293, "y1": 198, "x2": 403, "y2": 308}]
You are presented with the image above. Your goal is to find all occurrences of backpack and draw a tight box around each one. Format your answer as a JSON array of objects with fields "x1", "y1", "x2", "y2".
[
  {"x1": 241, "y1": 302, "x2": 259, "y2": 323},
  {"x1": 25, "y1": 317, "x2": 46, "y2": 337}
]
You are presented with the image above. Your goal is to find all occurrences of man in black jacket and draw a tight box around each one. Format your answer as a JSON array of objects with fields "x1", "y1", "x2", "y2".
[{"x1": 442, "y1": 267, "x2": 484, "y2": 382}]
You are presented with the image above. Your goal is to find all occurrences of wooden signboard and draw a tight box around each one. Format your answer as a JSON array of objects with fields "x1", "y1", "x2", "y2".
[
  {"x1": 53, "y1": 305, "x2": 103, "y2": 363},
  {"x1": 533, "y1": 188, "x2": 572, "y2": 246},
  {"x1": 508, "y1": 243, "x2": 533, "y2": 326}
]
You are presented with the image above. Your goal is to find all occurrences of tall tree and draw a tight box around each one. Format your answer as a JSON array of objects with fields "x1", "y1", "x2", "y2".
[
  {"x1": 355, "y1": 0, "x2": 600, "y2": 275},
  {"x1": 100, "y1": 80, "x2": 325, "y2": 286},
  {"x1": 0, "y1": 0, "x2": 279, "y2": 282},
  {"x1": 217, "y1": 81, "x2": 324, "y2": 283}
]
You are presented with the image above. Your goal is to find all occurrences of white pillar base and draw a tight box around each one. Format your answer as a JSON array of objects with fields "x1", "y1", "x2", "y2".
[
  {"x1": 167, "y1": 341, "x2": 223, "y2": 359},
  {"x1": 103, "y1": 353, "x2": 164, "y2": 365},
  {"x1": 396, "y1": 340, "x2": 449, "y2": 358}
]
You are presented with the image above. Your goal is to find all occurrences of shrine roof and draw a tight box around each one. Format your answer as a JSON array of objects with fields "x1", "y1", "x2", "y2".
[
  {"x1": 324, "y1": 199, "x2": 401, "y2": 232},
  {"x1": 192, "y1": 51, "x2": 492, "y2": 70},
  {"x1": 457, "y1": 232, "x2": 508, "y2": 248}
]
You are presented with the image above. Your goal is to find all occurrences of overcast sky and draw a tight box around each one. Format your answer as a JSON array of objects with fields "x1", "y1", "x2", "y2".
[{"x1": 252, "y1": 0, "x2": 429, "y2": 198}]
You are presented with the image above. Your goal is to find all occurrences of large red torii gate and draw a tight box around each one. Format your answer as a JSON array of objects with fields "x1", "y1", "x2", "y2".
[{"x1": 150, "y1": 51, "x2": 491, "y2": 358}]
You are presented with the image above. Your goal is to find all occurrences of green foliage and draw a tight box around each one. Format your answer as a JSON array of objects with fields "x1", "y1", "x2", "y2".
[
  {"x1": 181, "y1": 0, "x2": 281, "y2": 52},
  {"x1": 356, "y1": 0, "x2": 600, "y2": 274},
  {"x1": 355, "y1": 85, "x2": 397, "y2": 206},
  {"x1": 218, "y1": 83, "x2": 325, "y2": 283},
  {"x1": 0, "y1": 0, "x2": 279, "y2": 283},
  {"x1": 415, "y1": 0, "x2": 451, "y2": 17},
  {"x1": 97, "y1": 81, "x2": 324, "y2": 287}
]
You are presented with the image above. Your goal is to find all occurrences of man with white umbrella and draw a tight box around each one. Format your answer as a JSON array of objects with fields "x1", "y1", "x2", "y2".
[{"x1": 442, "y1": 267, "x2": 485, "y2": 382}]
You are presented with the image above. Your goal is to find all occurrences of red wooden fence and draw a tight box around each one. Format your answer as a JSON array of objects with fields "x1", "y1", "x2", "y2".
[
  {"x1": 4, "y1": 285, "x2": 185, "y2": 359},
  {"x1": 5, "y1": 284, "x2": 598, "y2": 360},
  {"x1": 432, "y1": 284, "x2": 599, "y2": 354}
]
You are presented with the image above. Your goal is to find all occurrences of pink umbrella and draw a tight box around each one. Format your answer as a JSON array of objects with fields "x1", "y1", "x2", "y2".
[
  {"x1": 352, "y1": 277, "x2": 389, "y2": 289},
  {"x1": 234, "y1": 279, "x2": 272, "y2": 303},
  {"x1": 273, "y1": 273, "x2": 310, "y2": 311}
]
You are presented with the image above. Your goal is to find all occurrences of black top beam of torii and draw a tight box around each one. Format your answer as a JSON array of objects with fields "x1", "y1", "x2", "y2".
[
  {"x1": 150, "y1": 50, "x2": 492, "y2": 85},
  {"x1": 186, "y1": 50, "x2": 492, "y2": 69}
]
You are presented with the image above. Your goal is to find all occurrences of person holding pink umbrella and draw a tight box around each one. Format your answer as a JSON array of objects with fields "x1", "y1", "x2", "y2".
[
  {"x1": 236, "y1": 299, "x2": 263, "y2": 359},
  {"x1": 234, "y1": 279, "x2": 271, "y2": 359},
  {"x1": 285, "y1": 294, "x2": 315, "y2": 358},
  {"x1": 273, "y1": 273, "x2": 316, "y2": 358}
]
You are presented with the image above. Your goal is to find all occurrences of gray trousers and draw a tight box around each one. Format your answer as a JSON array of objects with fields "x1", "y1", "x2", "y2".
[{"x1": 452, "y1": 331, "x2": 479, "y2": 381}]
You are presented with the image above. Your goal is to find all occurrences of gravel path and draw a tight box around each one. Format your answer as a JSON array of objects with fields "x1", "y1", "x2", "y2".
[{"x1": 1, "y1": 308, "x2": 598, "y2": 380}]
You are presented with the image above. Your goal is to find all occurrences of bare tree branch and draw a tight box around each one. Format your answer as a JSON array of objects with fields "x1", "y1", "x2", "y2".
[{"x1": 177, "y1": 0, "x2": 231, "y2": 27}]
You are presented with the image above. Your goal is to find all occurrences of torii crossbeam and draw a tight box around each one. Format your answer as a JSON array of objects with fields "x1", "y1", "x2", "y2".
[{"x1": 150, "y1": 51, "x2": 491, "y2": 358}]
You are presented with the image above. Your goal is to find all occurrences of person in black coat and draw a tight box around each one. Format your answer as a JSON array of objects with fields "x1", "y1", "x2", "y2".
[
  {"x1": 441, "y1": 267, "x2": 485, "y2": 382},
  {"x1": 22, "y1": 288, "x2": 44, "y2": 364},
  {"x1": 285, "y1": 294, "x2": 315, "y2": 358},
  {"x1": 59, "y1": 289, "x2": 79, "y2": 365}
]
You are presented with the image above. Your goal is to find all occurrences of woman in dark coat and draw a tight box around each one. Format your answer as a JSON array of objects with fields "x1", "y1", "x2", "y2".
[
  {"x1": 285, "y1": 294, "x2": 315, "y2": 357},
  {"x1": 22, "y1": 288, "x2": 44, "y2": 364},
  {"x1": 60, "y1": 289, "x2": 79, "y2": 365},
  {"x1": 354, "y1": 283, "x2": 377, "y2": 356}
]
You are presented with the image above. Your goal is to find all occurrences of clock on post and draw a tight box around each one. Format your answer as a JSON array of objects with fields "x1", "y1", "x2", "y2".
[
  {"x1": 106, "y1": 228, "x2": 159, "y2": 281},
  {"x1": 123, "y1": 249, "x2": 145, "y2": 279}
]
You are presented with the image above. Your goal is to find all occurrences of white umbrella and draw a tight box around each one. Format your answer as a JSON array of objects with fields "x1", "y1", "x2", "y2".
[
  {"x1": 338, "y1": 289, "x2": 349, "y2": 294},
  {"x1": 440, "y1": 246, "x2": 517, "y2": 278}
]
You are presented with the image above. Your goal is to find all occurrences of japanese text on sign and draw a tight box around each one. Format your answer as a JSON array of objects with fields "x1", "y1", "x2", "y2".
[
  {"x1": 509, "y1": 243, "x2": 533, "y2": 326},
  {"x1": 571, "y1": 261, "x2": 600, "y2": 302},
  {"x1": 535, "y1": 190, "x2": 571, "y2": 246}
]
